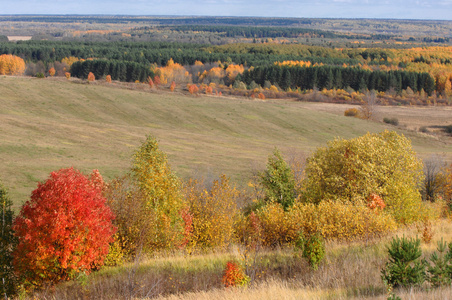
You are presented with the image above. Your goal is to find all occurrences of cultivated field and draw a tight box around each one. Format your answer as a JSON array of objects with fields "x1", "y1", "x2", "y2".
[{"x1": 1, "y1": 76, "x2": 451, "y2": 206}]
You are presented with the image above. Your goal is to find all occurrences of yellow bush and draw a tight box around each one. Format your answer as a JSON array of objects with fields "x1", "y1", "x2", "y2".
[
  {"x1": 255, "y1": 202, "x2": 301, "y2": 246},
  {"x1": 344, "y1": 108, "x2": 360, "y2": 117},
  {"x1": 290, "y1": 201, "x2": 397, "y2": 240},
  {"x1": 303, "y1": 131, "x2": 424, "y2": 224},
  {"x1": 185, "y1": 175, "x2": 239, "y2": 249}
]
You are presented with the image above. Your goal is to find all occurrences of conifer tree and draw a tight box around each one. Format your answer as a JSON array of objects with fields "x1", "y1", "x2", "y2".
[
  {"x1": 427, "y1": 238, "x2": 452, "y2": 287},
  {"x1": 381, "y1": 236, "x2": 426, "y2": 288}
]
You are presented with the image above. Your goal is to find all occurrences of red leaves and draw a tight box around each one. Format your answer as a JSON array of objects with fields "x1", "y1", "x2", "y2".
[
  {"x1": 222, "y1": 261, "x2": 249, "y2": 287},
  {"x1": 13, "y1": 167, "x2": 116, "y2": 287},
  {"x1": 367, "y1": 193, "x2": 386, "y2": 211}
]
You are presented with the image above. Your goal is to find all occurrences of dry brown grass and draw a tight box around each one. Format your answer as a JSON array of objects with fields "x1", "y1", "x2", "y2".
[{"x1": 22, "y1": 219, "x2": 452, "y2": 300}]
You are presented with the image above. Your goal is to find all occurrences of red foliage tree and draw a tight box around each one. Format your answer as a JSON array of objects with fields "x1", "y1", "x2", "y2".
[
  {"x1": 170, "y1": 81, "x2": 176, "y2": 92},
  {"x1": 13, "y1": 168, "x2": 116, "y2": 288},
  {"x1": 153, "y1": 75, "x2": 161, "y2": 86},
  {"x1": 87, "y1": 72, "x2": 95, "y2": 82},
  {"x1": 188, "y1": 84, "x2": 199, "y2": 95}
]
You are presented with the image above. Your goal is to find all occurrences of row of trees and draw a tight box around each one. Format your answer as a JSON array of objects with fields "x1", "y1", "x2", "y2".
[
  {"x1": 2, "y1": 131, "x2": 451, "y2": 296},
  {"x1": 70, "y1": 59, "x2": 154, "y2": 82},
  {"x1": 239, "y1": 65, "x2": 436, "y2": 94}
]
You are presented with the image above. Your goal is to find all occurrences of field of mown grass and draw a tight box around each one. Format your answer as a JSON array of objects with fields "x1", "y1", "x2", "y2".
[{"x1": 1, "y1": 76, "x2": 451, "y2": 207}]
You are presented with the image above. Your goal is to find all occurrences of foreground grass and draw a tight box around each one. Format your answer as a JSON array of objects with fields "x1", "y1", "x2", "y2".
[
  {"x1": 2, "y1": 77, "x2": 451, "y2": 206},
  {"x1": 24, "y1": 219, "x2": 452, "y2": 300}
]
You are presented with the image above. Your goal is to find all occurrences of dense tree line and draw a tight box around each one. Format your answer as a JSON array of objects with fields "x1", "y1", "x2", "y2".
[
  {"x1": 165, "y1": 25, "x2": 341, "y2": 39},
  {"x1": 70, "y1": 59, "x2": 154, "y2": 82},
  {"x1": 166, "y1": 25, "x2": 396, "y2": 41},
  {"x1": 240, "y1": 65, "x2": 436, "y2": 95},
  {"x1": 0, "y1": 41, "x2": 361, "y2": 67}
]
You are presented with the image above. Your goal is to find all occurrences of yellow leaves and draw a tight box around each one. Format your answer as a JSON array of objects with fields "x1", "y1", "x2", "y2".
[
  {"x1": 225, "y1": 64, "x2": 244, "y2": 82},
  {"x1": 184, "y1": 175, "x2": 239, "y2": 249},
  {"x1": 303, "y1": 131, "x2": 424, "y2": 224},
  {"x1": 156, "y1": 58, "x2": 191, "y2": 85},
  {"x1": 61, "y1": 56, "x2": 81, "y2": 66},
  {"x1": 0, "y1": 54, "x2": 26, "y2": 75},
  {"x1": 292, "y1": 201, "x2": 397, "y2": 240}
]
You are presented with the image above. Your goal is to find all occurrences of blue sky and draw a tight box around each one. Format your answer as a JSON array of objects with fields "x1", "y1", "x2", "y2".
[{"x1": 2, "y1": 0, "x2": 452, "y2": 20}]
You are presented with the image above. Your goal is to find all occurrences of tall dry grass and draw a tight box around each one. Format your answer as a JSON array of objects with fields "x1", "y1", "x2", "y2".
[{"x1": 23, "y1": 219, "x2": 452, "y2": 300}]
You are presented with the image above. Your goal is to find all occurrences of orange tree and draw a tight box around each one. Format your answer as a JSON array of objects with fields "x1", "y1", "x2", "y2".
[{"x1": 13, "y1": 168, "x2": 115, "y2": 288}]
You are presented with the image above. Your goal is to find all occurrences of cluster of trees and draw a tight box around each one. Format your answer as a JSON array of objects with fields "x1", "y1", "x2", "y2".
[
  {"x1": 2, "y1": 131, "x2": 451, "y2": 296},
  {"x1": 0, "y1": 54, "x2": 26, "y2": 75},
  {"x1": 239, "y1": 65, "x2": 436, "y2": 94},
  {"x1": 70, "y1": 59, "x2": 154, "y2": 82}
]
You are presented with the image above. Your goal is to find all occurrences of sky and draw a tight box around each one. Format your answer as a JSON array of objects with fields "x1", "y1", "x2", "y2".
[{"x1": 2, "y1": 0, "x2": 452, "y2": 21}]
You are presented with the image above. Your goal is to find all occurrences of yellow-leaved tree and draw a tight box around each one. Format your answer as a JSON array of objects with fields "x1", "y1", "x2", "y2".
[
  {"x1": 302, "y1": 130, "x2": 424, "y2": 224},
  {"x1": 106, "y1": 136, "x2": 185, "y2": 256},
  {"x1": 131, "y1": 136, "x2": 185, "y2": 250}
]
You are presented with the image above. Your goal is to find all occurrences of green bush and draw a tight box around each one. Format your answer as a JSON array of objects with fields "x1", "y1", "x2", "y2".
[
  {"x1": 260, "y1": 148, "x2": 296, "y2": 210},
  {"x1": 35, "y1": 72, "x2": 45, "y2": 78},
  {"x1": 444, "y1": 125, "x2": 452, "y2": 135},
  {"x1": 419, "y1": 126, "x2": 429, "y2": 133},
  {"x1": 302, "y1": 233, "x2": 325, "y2": 270},
  {"x1": 381, "y1": 236, "x2": 426, "y2": 288},
  {"x1": 383, "y1": 117, "x2": 399, "y2": 126}
]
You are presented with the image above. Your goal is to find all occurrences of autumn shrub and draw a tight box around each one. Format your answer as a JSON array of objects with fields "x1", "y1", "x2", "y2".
[
  {"x1": 344, "y1": 108, "x2": 360, "y2": 117},
  {"x1": 222, "y1": 261, "x2": 249, "y2": 288},
  {"x1": 383, "y1": 117, "x2": 399, "y2": 126},
  {"x1": 64, "y1": 72, "x2": 71, "y2": 80},
  {"x1": 184, "y1": 175, "x2": 239, "y2": 249},
  {"x1": 153, "y1": 75, "x2": 161, "y2": 86},
  {"x1": 105, "y1": 175, "x2": 149, "y2": 258},
  {"x1": 290, "y1": 200, "x2": 397, "y2": 240},
  {"x1": 303, "y1": 131, "x2": 425, "y2": 224},
  {"x1": 106, "y1": 75, "x2": 112, "y2": 83},
  {"x1": 188, "y1": 84, "x2": 199, "y2": 95},
  {"x1": 48, "y1": 67, "x2": 55, "y2": 77},
  {"x1": 255, "y1": 202, "x2": 300, "y2": 247},
  {"x1": 170, "y1": 81, "x2": 176, "y2": 92},
  {"x1": 148, "y1": 77, "x2": 154, "y2": 88},
  {"x1": 87, "y1": 72, "x2": 95, "y2": 82},
  {"x1": 13, "y1": 168, "x2": 116, "y2": 289},
  {"x1": 0, "y1": 182, "x2": 16, "y2": 297},
  {"x1": 235, "y1": 211, "x2": 263, "y2": 252}
]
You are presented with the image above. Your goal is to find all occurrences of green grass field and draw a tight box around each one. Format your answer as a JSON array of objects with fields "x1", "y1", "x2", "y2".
[{"x1": 1, "y1": 76, "x2": 451, "y2": 206}]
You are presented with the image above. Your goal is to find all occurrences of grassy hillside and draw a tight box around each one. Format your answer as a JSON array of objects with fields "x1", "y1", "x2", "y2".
[{"x1": 1, "y1": 76, "x2": 451, "y2": 206}]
